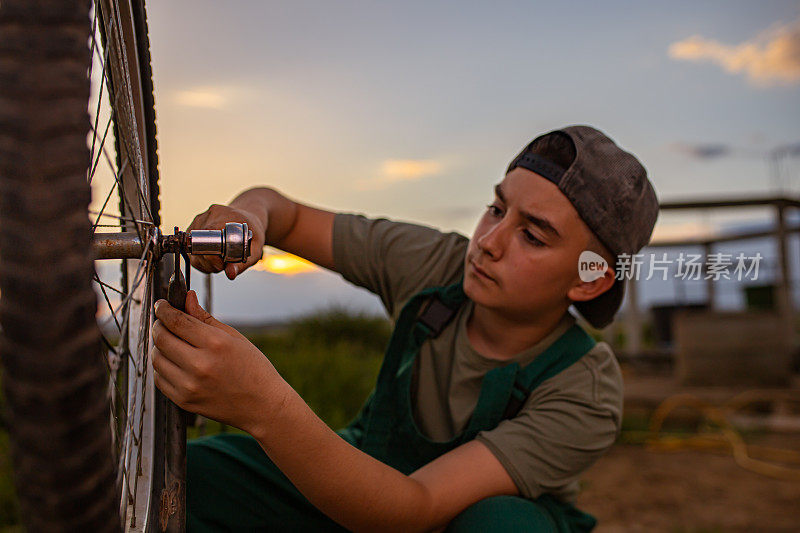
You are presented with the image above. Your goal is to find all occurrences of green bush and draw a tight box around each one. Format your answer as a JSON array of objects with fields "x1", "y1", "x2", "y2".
[
  {"x1": 283, "y1": 306, "x2": 392, "y2": 354},
  {"x1": 248, "y1": 307, "x2": 391, "y2": 431}
]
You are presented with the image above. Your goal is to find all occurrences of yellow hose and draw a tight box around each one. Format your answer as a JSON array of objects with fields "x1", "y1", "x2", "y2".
[{"x1": 639, "y1": 391, "x2": 800, "y2": 481}]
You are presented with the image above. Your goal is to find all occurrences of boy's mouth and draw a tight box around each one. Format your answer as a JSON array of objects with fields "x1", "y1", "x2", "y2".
[{"x1": 469, "y1": 260, "x2": 496, "y2": 283}]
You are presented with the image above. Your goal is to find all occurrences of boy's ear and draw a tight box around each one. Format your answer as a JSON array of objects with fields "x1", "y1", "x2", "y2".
[{"x1": 567, "y1": 267, "x2": 616, "y2": 303}]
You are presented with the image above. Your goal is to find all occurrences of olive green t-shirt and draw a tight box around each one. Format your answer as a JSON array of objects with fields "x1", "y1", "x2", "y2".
[{"x1": 332, "y1": 213, "x2": 623, "y2": 504}]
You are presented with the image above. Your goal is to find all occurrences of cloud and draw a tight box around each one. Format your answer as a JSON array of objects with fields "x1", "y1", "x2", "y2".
[
  {"x1": 355, "y1": 159, "x2": 443, "y2": 190},
  {"x1": 381, "y1": 159, "x2": 442, "y2": 180},
  {"x1": 173, "y1": 88, "x2": 228, "y2": 109},
  {"x1": 670, "y1": 142, "x2": 732, "y2": 160},
  {"x1": 668, "y1": 17, "x2": 800, "y2": 86}
]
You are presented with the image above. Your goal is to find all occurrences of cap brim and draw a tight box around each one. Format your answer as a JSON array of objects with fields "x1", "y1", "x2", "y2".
[{"x1": 573, "y1": 278, "x2": 625, "y2": 330}]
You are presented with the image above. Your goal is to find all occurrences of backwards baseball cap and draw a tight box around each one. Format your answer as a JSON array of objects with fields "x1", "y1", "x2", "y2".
[{"x1": 506, "y1": 125, "x2": 659, "y2": 329}]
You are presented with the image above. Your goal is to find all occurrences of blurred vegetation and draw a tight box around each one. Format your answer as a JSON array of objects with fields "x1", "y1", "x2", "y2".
[{"x1": 244, "y1": 306, "x2": 390, "y2": 431}]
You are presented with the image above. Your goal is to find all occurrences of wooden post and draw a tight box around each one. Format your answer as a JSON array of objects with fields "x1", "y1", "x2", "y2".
[
  {"x1": 704, "y1": 242, "x2": 715, "y2": 310},
  {"x1": 625, "y1": 277, "x2": 642, "y2": 356},
  {"x1": 775, "y1": 202, "x2": 794, "y2": 338}
]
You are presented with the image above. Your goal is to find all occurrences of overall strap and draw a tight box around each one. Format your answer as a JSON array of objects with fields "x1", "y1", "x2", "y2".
[
  {"x1": 463, "y1": 323, "x2": 596, "y2": 437},
  {"x1": 501, "y1": 324, "x2": 596, "y2": 419},
  {"x1": 464, "y1": 362, "x2": 521, "y2": 432},
  {"x1": 360, "y1": 279, "x2": 465, "y2": 457},
  {"x1": 416, "y1": 279, "x2": 464, "y2": 337},
  {"x1": 417, "y1": 295, "x2": 457, "y2": 336}
]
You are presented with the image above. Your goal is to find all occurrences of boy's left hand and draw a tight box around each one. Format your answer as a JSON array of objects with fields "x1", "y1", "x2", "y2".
[{"x1": 152, "y1": 290, "x2": 288, "y2": 435}]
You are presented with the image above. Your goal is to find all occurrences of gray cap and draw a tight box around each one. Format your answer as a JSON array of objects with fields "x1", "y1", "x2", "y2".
[{"x1": 506, "y1": 124, "x2": 659, "y2": 329}]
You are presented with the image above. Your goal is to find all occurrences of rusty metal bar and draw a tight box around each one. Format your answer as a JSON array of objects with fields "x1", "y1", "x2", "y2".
[{"x1": 92, "y1": 232, "x2": 145, "y2": 259}]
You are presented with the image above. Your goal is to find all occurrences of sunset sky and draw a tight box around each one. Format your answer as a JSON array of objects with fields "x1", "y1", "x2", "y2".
[{"x1": 94, "y1": 1, "x2": 800, "y2": 323}]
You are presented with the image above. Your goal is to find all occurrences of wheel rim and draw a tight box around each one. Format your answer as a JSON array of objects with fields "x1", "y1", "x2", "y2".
[{"x1": 88, "y1": 0, "x2": 160, "y2": 530}]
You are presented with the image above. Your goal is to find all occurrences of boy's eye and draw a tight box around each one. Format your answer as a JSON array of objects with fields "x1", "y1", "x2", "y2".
[
  {"x1": 485, "y1": 204, "x2": 502, "y2": 217},
  {"x1": 486, "y1": 204, "x2": 546, "y2": 247},
  {"x1": 523, "y1": 230, "x2": 545, "y2": 247}
]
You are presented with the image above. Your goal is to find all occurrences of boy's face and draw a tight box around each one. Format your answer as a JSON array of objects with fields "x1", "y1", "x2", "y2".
[{"x1": 464, "y1": 167, "x2": 596, "y2": 319}]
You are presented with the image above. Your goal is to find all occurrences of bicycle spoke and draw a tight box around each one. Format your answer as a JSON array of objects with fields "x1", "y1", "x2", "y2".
[
  {"x1": 93, "y1": 2, "x2": 155, "y2": 240},
  {"x1": 97, "y1": 238, "x2": 151, "y2": 348},
  {"x1": 94, "y1": 274, "x2": 141, "y2": 375},
  {"x1": 103, "y1": 0, "x2": 155, "y2": 230},
  {"x1": 114, "y1": 130, "x2": 154, "y2": 225},
  {"x1": 129, "y1": 260, "x2": 154, "y2": 528},
  {"x1": 91, "y1": 177, "x2": 118, "y2": 232},
  {"x1": 91, "y1": 128, "x2": 146, "y2": 243},
  {"x1": 90, "y1": 208, "x2": 154, "y2": 227},
  {"x1": 96, "y1": 274, "x2": 123, "y2": 333},
  {"x1": 88, "y1": 3, "x2": 100, "y2": 80},
  {"x1": 117, "y1": 261, "x2": 154, "y2": 522},
  {"x1": 89, "y1": 35, "x2": 111, "y2": 177},
  {"x1": 101, "y1": 335, "x2": 132, "y2": 462},
  {"x1": 94, "y1": 127, "x2": 149, "y2": 237},
  {"x1": 99, "y1": 240, "x2": 152, "y2": 334},
  {"x1": 94, "y1": 277, "x2": 124, "y2": 297},
  {"x1": 88, "y1": 114, "x2": 113, "y2": 184}
]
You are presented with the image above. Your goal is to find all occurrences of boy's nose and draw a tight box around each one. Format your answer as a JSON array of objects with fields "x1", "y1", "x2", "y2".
[{"x1": 477, "y1": 222, "x2": 507, "y2": 259}]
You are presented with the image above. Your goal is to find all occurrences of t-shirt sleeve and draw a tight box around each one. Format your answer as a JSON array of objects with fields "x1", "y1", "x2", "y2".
[
  {"x1": 332, "y1": 212, "x2": 469, "y2": 320},
  {"x1": 474, "y1": 343, "x2": 623, "y2": 501}
]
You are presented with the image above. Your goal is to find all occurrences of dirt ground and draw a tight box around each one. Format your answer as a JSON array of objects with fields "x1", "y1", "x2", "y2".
[{"x1": 576, "y1": 433, "x2": 800, "y2": 532}]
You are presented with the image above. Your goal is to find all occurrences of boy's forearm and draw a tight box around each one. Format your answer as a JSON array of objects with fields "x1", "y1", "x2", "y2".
[
  {"x1": 229, "y1": 187, "x2": 298, "y2": 247},
  {"x1": 249, "y1": 383, "x2": 435, "y2": 532}
]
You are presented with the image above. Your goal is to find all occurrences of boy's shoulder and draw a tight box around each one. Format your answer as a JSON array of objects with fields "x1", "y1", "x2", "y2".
[
  {"x1": 333, "y1": 213, "x2": 470, "y2": 319},
  {"x1": 530, "y1": 338, "x2": 623, "y2": 423}
]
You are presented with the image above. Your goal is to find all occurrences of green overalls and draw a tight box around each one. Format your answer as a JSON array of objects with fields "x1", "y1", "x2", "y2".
[{"x1": 187, "y1": 280, "x2": 598, "y2": 532}]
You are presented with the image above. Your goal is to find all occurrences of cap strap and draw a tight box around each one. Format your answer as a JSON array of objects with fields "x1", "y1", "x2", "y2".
[{"x1": 513, "y1": 153, "x2": 566, "y2": 185}]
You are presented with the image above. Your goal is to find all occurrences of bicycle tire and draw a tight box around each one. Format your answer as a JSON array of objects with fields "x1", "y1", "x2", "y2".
[
  {"x1": 0, "y1": 1, "x2": 120, "y2": 530},
  {"x1": 0, "y1": 0, "x2": 171, "y2": 531}
]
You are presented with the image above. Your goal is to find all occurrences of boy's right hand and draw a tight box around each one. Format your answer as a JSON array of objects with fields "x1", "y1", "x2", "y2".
[{"x1": 187, "y1": 204, "x2": 266, "y2": 280}]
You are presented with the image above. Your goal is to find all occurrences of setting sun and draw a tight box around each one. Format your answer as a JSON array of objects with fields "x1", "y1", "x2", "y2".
[{"x1": 253, "y1": 252, "x2": 316, "y2": 275}]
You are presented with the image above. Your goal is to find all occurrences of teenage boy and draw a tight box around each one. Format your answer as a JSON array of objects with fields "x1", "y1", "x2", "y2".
[{"x1": 152, "y1": 124, "x2": 659, "y2": 532}]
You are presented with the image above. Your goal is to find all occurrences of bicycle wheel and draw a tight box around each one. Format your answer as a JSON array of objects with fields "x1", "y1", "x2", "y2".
[
  {"x1": 0, "y1": 0, "x2": 169, "y2": 531},
  {"x1": 92, "y1": 0, "x2": 170, "y2": 531}
]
